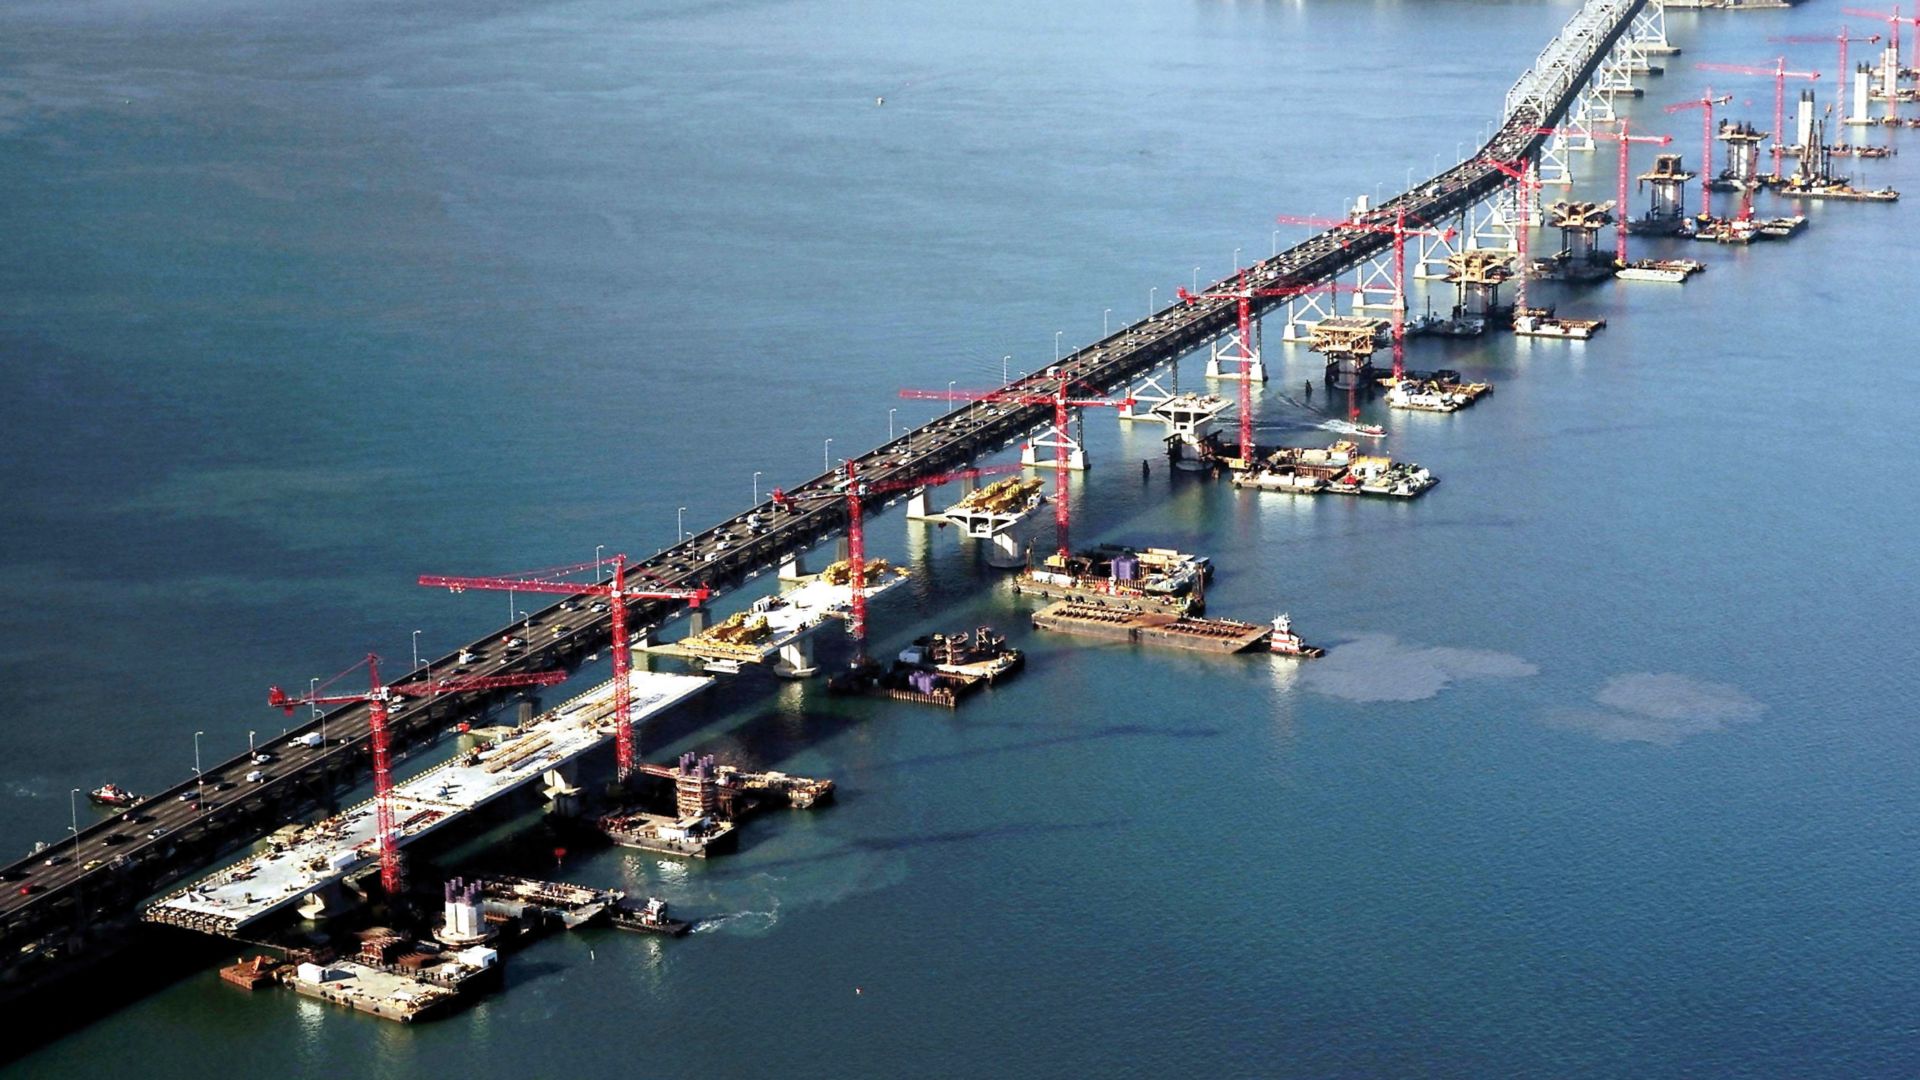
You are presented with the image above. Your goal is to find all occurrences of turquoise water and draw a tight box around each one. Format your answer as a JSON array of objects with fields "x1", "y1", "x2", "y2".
[{"x1": 4, "y1": 0, "x2": 1919, "y2": 1075}]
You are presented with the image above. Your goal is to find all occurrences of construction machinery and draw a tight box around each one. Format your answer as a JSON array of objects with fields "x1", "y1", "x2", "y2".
[{"x1": 267, "y1": 657, "x2": 569, "y2": 895}]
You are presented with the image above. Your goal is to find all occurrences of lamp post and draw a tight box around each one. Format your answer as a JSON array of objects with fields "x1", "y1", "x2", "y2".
[
  {"x1": 1149, "y1": 286, "x2": 1157, "y2": 315},
  {"x1": 1272, "y1": 229, "x2": 1280, "y2": 256},
  {"x1": 677, "y1": 506, "x2": 687, "y2": 541},
  {"x1": 823, "y1": 438, "x2": 833, "y2": 474},
  {"x1": 887, "y1": 408, "x2": 897, "y2": 439},
  {"x1": 411, "y1": 629, "x2": 422, "y2": 673},
  {"x1": 193, "y1": 729, "x2": 205, "y2": 803},
  {"x1": 1191, "y1": 266, "x2": 1200, "y2": 291},
  {"x1": 753, "y1": 470, "x2": 763, "y2": 502},
  {"x1": 248, "y1": 729, "x2": 256, "y2": 757},
  {"x1": 69, "y1": 788, "x2": 80, "y2": 859},
  {"x1": 1053, "y1": 330, "x2": 1063, "y2": 364},
  {"x1": 1103, "y1": 308, "x2": 1111, "y2": 336},
  {"x1": 310, "y1": 677, "x2": 323, "y2": 744},
  {"x1": 1001, "y1": 354, "x2": 1011, "y2": 384},
  {"x1": 1233, "y1": 246, "x2": 1241, "y2": 270},
  {"x1": 595, "y1": 545, "x2": 605, "y2": 579}
]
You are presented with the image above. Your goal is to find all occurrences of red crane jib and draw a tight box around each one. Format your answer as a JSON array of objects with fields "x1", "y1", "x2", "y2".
[{"x1": 415, "y1": 554, "x2": 698, "y2": 783}]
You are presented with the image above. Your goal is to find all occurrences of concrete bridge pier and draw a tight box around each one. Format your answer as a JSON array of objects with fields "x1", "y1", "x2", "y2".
[
  {"x1": 773, "y1": 635, "x2": 818, "y2": 678},
  {"x1": 986, "y1": 521, "x2": 1030, "y2": 569},
  {"x1": 542, "y1": 761, "x2": 583, "y2": 817},
  {"x1": 296, "y1": 880, "x2": 354, "y2": 923},
  {"x1": 778, "y1": 553, "x2": 808, "y2": 581}
]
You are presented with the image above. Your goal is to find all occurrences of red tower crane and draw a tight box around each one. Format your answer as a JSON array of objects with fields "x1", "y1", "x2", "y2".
[
  {"x1": 1665, "y1": 89, "x2": 1735, "y2": 216},
  {"x1": 1695, "y1": 59, "x2": 1822, "y2": 176},
  {"x1": 1843, "y1": 6, "x2": 1916, "y2": 80},
  {"x1": 1771, "y1": 27, "x2": 1882, "y2": 114},
  {"x1": 1175, "y1": 271, "x2": 1316, "y2": 465},
  {"x1": 1272, "y1": 210, "x2": 1456, "y2": 382},
  {"x1": 1532, "y1": 122, "x2": 1673, "y2": 264},
  {"x1": 899, "y1": 373, "x2": 1133, "y2": 559},
  {"x1": 416, "y1": 557, "x2": 708, "y2": 784},
  {"x1": 268, "y1": 655, "x2": 569, "y2": 895},
  {"x1": 1478, "y1": 157, "x2": 1541, "y2": 314},
  {"x1": 769, "y1": 461, "x2": 1019, "y2": 661}
]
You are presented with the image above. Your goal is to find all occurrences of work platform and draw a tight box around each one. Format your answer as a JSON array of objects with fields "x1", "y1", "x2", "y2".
[{"x1": 143, "y1": 671, "x2": 710, "y2": 937}]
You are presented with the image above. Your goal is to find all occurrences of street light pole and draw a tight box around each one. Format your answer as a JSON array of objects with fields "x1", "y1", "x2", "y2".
[
  {"x1": 1053, "y1": 330, "x2": 1063, "y2": 364},
  {"x1": 1001, "y1": 355, "x2": 1011, "y2": 384},
  {"x1": 310, "y1": 677, "x2": 323, "y2": 745},
  {"x1": 1233, "y1": 247, "x2": 1241, "y2": 270},
  {"x1": 823, "y1": 438, "x2": 833, "y2": 473},
  {"x1": 1192, "y1": 266, "x2": 1200, "y2": 291},
  {"x1": 69, "y1": 788, "x2": 80, "y2": 858},
  {"x1": 677, "y1": 506, "x2": 687, "y2": 541},
  {"x1": 595, "y1": 544, "x2": 605, "y2": 579},
  {"x1": 412, "y1": 629, "x2": 422, "y2": 673},
  {"x1": 1272, "y1": 229, "x2": 1280, "y2": 256},
  {"x1": 887, "y1": 408, "x2": 897, "y2": 439},
  {"x1": 193, "y1": 729, "x2": 204, "y2": 804},
  {"x1": 248, "y1": 729, "x2": 256, "y2": 757},
  {"x1": 1149, "y1": 286, "x2": 1157, "y2": 315},
  {"x1": 1103, "y1": 308, "x2": 1111, "y2": 336},
  {"x1": 753, "y1": 470, "x2": 763, "y2": 502}
]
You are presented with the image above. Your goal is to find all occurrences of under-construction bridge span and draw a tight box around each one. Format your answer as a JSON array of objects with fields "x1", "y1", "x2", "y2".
[{"x1": 0, "y1": 0, "x2": 1658, "y2": 994}]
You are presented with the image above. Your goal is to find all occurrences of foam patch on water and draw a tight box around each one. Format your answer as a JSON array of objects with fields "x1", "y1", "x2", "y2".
[
  {"x1": 1542, "y1": 672, "x2": 1765, "y2": 745},
  {"x1": 1302, "y1": 633, "x2": 1538, "y2": 703}
]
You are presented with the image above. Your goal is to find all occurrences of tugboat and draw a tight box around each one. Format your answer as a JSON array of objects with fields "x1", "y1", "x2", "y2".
[
  {"x1": 1267, "y1": 613, "x2": 1325, "y2": 658},
  {"x1": 88, "y1": 783, "x2": 139, "y2": 808},
  {"x1": 611, "y1": 897, "x2": 693, "y2": 937}
]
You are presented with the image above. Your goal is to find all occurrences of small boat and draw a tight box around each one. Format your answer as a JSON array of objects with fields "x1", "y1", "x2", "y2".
[
  {"x1": 88, "y1": 783, "x2": 139, "y2": 808},
  {"x1": 1268, "y1": 614, "x2": 1325, "y2": 659},
  {"x1": 611, "y1": 897, "x2": 693, "y2": 937}
]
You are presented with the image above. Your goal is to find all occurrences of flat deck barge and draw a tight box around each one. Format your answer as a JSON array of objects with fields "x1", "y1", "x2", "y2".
[{"x1": 1031, "y1": 602, "x2": 1271, "y2": 654}]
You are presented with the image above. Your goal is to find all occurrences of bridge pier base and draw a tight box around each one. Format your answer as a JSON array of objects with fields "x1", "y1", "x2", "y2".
[
  {"x1": 773, "y1": 637, "x2": 818, "y2": 678},
  {"x1": 543, "y1": 761, "x2": 583, "y2": 817},
  {"x1": 297, "y1": 881, "x2": 353, "y2": 923},
  {"x1": 778, "y1": 554, "x2": 807, "y2": 581}
]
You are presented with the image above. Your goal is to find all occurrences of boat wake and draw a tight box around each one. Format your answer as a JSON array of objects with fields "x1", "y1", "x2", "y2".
[{"x1": 691, "y1": 897, "x2": 781, "y2": 936}]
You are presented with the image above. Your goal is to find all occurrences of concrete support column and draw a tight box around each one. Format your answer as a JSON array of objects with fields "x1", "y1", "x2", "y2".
[{"x1": 774, "y1": 636, "x2": 818, "y2": 678}]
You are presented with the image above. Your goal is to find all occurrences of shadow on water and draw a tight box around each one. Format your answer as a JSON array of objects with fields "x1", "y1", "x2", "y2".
[
  {"x1": 865, "y1": 723, "x2": 1225, "y2": 775},
  {"x1": 726, "y1": 818, "x2": 1129, "y2": 875}
]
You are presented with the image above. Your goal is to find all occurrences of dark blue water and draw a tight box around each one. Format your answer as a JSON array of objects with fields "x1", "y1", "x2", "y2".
[{"x1": 4, "y1": 0, "x2": 1919, "y2": 1075}]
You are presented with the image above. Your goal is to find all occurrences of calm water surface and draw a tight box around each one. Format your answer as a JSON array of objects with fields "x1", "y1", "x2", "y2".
[{"x1": 2, "y1": 0, "x2": 1917, "y2": 1076}]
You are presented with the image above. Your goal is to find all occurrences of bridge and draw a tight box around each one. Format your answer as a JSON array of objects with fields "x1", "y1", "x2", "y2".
[{"x1": 0, "y1": 0, "x2": 1673, "y2": 1011}]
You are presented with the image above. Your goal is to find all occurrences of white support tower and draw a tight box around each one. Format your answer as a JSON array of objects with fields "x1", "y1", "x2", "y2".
[
  {"x1": 1021, "y1": 423, "x2": 1087, "y2": 471},
  {"x1": 1280, "y1": 281, "x2": 1344, "y2": 343},
  {"x1": 1201, "y1": 323, "x2": 1267, "y2": 383},
  {"x1": 1848, "y1": 66, "x2": 1873, "y2": 126}
]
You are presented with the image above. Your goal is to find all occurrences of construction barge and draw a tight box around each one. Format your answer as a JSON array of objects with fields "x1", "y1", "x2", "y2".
[
  {"x1": 1384, "y1": 370, "x2": 1498, "y2": 409},
  {"x1": 1031, "y1": 602, "x2": 1271, "y2": 654},
  {"x1": 597, "y1": 753, "x2": 834, "y2": 857},
  {"x1": 829, "y1": 626, "x2": 1024, "y2": 708},
  {"x1": 1228, "y1": 440, "x2": 1438, "y2": 499},
  {"x1": 1011, "y1": 545, "x2": 1211, "y2": 614}
]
